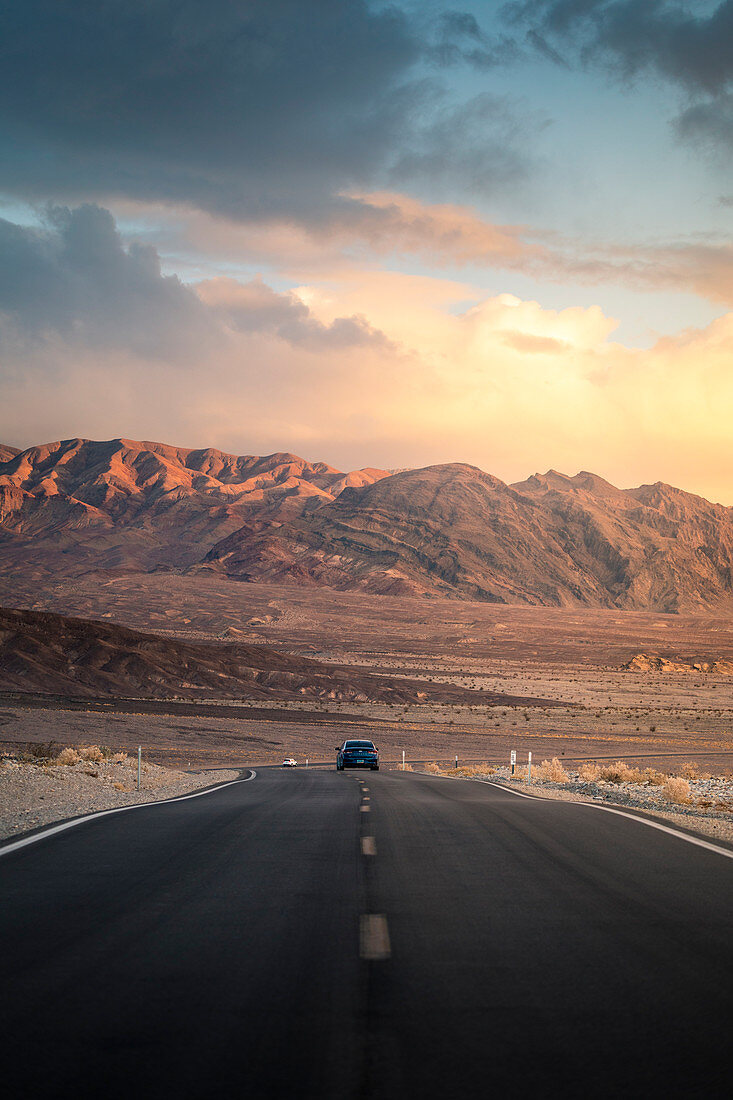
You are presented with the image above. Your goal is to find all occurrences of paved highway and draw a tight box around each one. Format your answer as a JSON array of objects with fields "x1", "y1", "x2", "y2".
[{"x1": 2, "y1": 767, "x2": 733, "y2": 1099}]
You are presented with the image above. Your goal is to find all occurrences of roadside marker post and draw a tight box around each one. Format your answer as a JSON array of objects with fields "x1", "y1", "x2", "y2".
[
  {"x1": 455, "y1": 754, "x2": 458, "y2": 769},
  {"x1": 306, "y1": 759, "x2": 309, "y2": 768},
  {"x1": 528, "y1": 751, "x2": 532, "y2": 785},
  {"x1": 137, "y1": 746, "x2": 142, "y2": 791},
  {"x1": 402, "y1": 750, "x2": 405, "y2": 770},
  {"x1": 510, "y1": 749, "x2": 516, "y2": 777}
]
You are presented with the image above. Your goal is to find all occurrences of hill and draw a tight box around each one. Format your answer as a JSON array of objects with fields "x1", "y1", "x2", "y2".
[
  {"x1": 0, "y1": 606, "x2": 525, "y2": 704},
  {"x1": 203, "y1": 463, "x2": 733, "y2": 612},
  {"x1": 2, "y1": 439, "x2": 733, "y2": 612},
  {"x1": 0, "y1": 437, "x2": 387, "y2": 580}
]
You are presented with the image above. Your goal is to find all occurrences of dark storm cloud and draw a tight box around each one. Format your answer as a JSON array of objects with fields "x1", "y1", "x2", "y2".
[
  {"x1": 0, "y1": 206, "x2": 393, "y2": 359},
  {"x1": 429, "y1": 11, "x2": 521, "y2": 70},
  {"x1": 504, "y1": 1, "x2": 733, "y2": 93},
  {"x1": 0, "y1": 0, "x2": 536, "y2": 222},
  {"x1": 503, "y1": 2, "x2": 733, "y2": 150},
  {"x1": 389, "y1": 93, "x2": 540, "y2": 194},
  {"x1": 0, "y1": 205, "x2": 216, "y2": 358}
]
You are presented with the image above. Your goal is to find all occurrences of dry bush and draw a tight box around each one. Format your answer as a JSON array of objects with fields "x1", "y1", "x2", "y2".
[
  {"x1": 454, "y1": 764, "x2": 495, "y2": 778},
  {"x1": 680, "y1": 761, "x2": 699, "y2": 780},
  {"x1": 113, "y1": 781, "x2": 126, "y2": 791},
  {"x1": 663, "y1": 777, "x2": 692, "y2": 804},
  {"x1": 110, "y1": 752, "x2": 129, "y2": 763},
  {"x1": 78, "y1": 745, "x2": 104, "y2": 762},
  {"x1": 23, "y1": 742, "x2": 61, "y2": 763},
  {"x1": 536, "y1": 758, "x2": 569, "y2": 783},
  {"x1": 422, "y1": 762, "x2": 443, "y2": 774},
  {"x1": 598, "y1": 761, "x2": 646, "y2": 784},
  {"x1": 578, "y1": 762, "x2": 601, "y2": 782},
  {"x1": 55, "y1": 747, "x2": 80, "y2": 766}
]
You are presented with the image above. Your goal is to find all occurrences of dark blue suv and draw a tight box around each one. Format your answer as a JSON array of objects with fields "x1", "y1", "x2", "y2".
[{"x1": 336, "y1": 739, "x2": 379, "y2": 771}]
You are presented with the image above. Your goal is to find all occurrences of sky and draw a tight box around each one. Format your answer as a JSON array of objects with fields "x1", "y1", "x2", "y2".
[{"x1": 1, "y1": 0, "x2": 732, "y2": 501}]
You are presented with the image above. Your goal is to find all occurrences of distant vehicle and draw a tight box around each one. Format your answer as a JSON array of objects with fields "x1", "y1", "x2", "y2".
[
  {"x1": 282, "y1": 758, "x2": 298, "y2": 768},
  {"x1": 336, "y1": 739, "x2": 379, "y2": 771}
]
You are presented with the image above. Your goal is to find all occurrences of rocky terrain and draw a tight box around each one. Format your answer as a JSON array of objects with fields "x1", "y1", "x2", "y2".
[
  {"x1": 624, "y1": 653, "x2": 733, "y2": 674},
  {"x1": 0, "y1": 436, "x2": 387, "y2": 579},
  {"x1": 0, "y1": 745, "x2": 241, "y2": 840},
  {"x1": 204, "y1": 463, "x2": 733, "y2": 612},
  {"x1": 2, "y1": 437, "x2": 733, "y2": 612}
]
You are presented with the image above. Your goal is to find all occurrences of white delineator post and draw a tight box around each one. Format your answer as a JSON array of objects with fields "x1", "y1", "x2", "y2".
[
  {"x1": 137, "y1": 746, "x2": 142, "y2": 791},
  {"x1": 402, "y1": 750, "x2": 405, "y2": 771},
  {"x1": 528, "y1": 751, "x2": 532, "y2": 785},
  {"x1": 510, "y1": 749, "x2": 516, "y2": 777}
]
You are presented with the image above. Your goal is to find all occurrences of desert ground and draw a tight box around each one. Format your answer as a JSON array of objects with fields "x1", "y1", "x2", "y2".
[{"x1": 2, "y1": 573, "x2": 732, "y2": 774}]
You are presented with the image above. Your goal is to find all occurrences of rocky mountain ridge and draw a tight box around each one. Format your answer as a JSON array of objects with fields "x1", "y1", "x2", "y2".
[{"x1": 2, "y1": 438, "x2": 732, "y2": 612}]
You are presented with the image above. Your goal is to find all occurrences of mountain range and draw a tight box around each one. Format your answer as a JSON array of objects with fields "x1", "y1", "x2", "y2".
[{"x1": 1, "y1": 437, "x2": 732, "y2": 613}]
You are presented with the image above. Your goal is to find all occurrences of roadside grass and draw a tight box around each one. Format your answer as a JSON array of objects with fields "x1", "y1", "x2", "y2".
[
  {"x1": 535, "y1": 757, "x2": 569, "y2": 783},
  {"x1": 418, "y1": 756, "x2": 733, "y2": 814},
  {"x1": 578, "y1": 761, "x2": 665, "y2": 785},
  {"x1": 5, "y1": 744, "x2": 131, "y2": 768},
  {"x1": 663, "y1": 777, "x2": 692, "y2": 804}
]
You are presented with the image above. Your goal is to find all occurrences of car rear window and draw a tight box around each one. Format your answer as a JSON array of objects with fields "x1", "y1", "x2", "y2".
[{"x1": 345, "y1": 741, "x2": 375, "y2": 749}]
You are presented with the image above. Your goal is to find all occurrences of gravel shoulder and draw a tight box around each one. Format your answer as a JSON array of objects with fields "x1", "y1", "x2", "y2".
[
  {"x1": 418, "y1": 765, "x2": 733, "y2": 846},
  {"x1": 0, "y1": 756, "x2": 241, "y2": 841}
]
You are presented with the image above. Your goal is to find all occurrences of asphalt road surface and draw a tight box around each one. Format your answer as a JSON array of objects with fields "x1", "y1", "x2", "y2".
[{"x1": 2, "y1": 768, "x2": 733, "y2": 1099}]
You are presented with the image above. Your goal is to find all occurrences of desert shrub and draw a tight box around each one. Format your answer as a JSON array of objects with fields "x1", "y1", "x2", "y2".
[
  {"x1": 55, "y1": 747, "x2": 80, "y2": 766},
  {"x1": 78, "y1": 745, "x2": 104, "y2": 762},
  {"x1": 663, "y1": 777, "x2": 692, "y2": 804},
  {"x1": 642, "y1": 769, "x2": 665, "y2": 786},
  {"x1": 578, "y1": 762, "x2": 601, "y2": 782},
  {"x1": 24, "y1": 741, "x2": 61, "y2": 762},
  {"x1": 680, "y1": 761, "x2": 699, "y2": 780},
  {"x1": 422, "y1": 762, "x2": 443, "y2": 774},
  {"x1": 454, "y1": 764, "x2": 495, "y2": 778},
  {"x1": 597, "y1": 761, "x2": 646, "y2": 784},
  {"x1": 110, "y1": 752, "x2": 129, "y2": 763},
  {"x1": 113, "y1": 782, "x2": 126, "y2": 791},
  {"x1": 536, "y1": 758, "x2": 569, "y2": 783}
]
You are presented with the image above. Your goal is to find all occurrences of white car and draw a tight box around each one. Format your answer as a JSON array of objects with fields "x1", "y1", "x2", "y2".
[{"x1": 282, "y1": 758, "x2": 298, "y2": 768}]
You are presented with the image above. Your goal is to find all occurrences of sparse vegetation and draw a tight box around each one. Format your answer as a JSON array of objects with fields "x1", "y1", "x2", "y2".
[
  {"x1": 662, "y1": 777, "x2": 692, "y2": 804},
  {"x1": 55, "y1": 747, "x2": 80, "y2": 766},
  {"x1": 535, "y1": 758, "x2": 569, "y2": 783}
]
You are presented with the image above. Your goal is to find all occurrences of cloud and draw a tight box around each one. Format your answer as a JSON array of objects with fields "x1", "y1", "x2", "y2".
[
  {"x1": 504, "y1": 1, "x2": 733, "y2": 152},
  {"x1": 428, "y1": 11, "x2": 522, "y2": 70},
  {"x1": 0, "y1": 205, "x2": 395, "y2": 367},
  {"x1": 0, "y1": 204, "x2": 217, "y2": 358},
  {"x1": 0, "y1": 0, "x2": 536, "y2": 224},
  {"x1": 3, "y1": 243, "x2": 733, "y2": 503},
  {"x1": 505, "y1": 1, "x2": 733, "y2": 93},
  {"x1": 196, "y1": 276, "x2": 395, "y2": 352}
]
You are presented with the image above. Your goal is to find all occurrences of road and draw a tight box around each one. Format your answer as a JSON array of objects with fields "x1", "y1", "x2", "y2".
[{"x1": 2, "y1": 767, "x2": 733, "y2": 1099}]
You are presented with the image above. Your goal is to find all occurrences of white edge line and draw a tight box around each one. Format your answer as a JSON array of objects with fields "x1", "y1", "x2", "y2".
[
  {"x1": 418, "y1": 770, "x2": 733, "y2": 863},
  {"x1": 0, "y1": 770, "x2": 257, "y2": 859}
]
